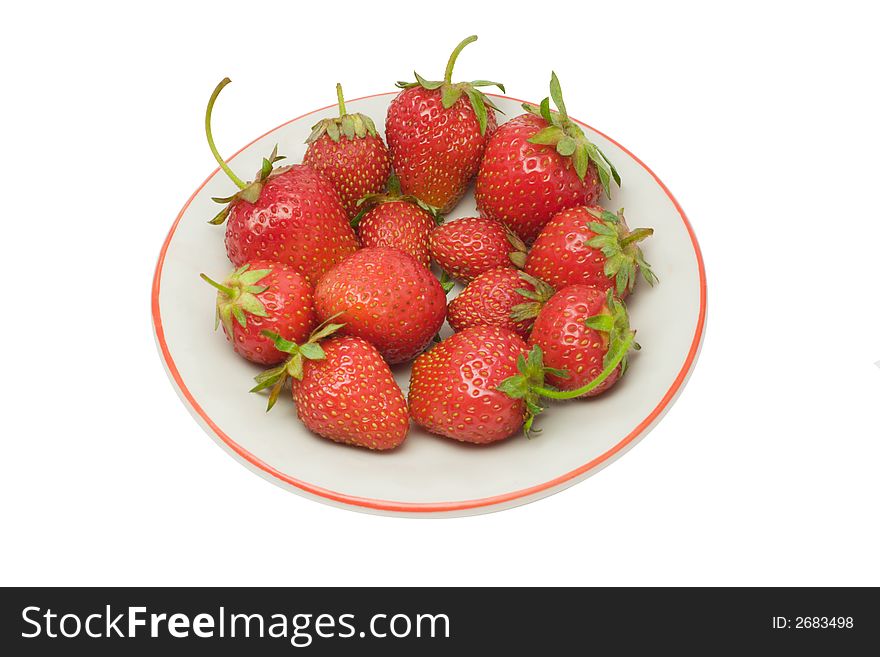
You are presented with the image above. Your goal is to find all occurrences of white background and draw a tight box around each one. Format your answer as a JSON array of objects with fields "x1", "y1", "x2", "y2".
[{"x1": 1, "y1": 1, "x2": 878, "y2": 586}]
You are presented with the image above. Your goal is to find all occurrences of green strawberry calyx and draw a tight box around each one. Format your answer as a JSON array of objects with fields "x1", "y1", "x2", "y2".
[
  {"x1": 305, "y1": 83, "x2": 381, "y2": 145},
  {"x1": 351, "y1": 174, "x2": 442, "y2": 229},
  {"x1": 395, "y1": 35, "x2": 505, "y2": 136},
  {"x1": 200, "y1": 264, "x2": 272, "y2": 338},
  {"x1": 497, "y1": 290, "x2": 639, "y2": 436},
  {"x1": 205, "y1": 78, "x2": 287, "y2": 225},
  {"x1": 509, "y1": 272, "x2": 555, "y2": 322},
  {"x1": 505, "y1": 227, "x2": 529, "y2": 269},
  {"x1": 583, "y1": 290, "x2": 641, "y2": 376},
  {"x1": 522, "y1": 72, "x2": 621, "y2": 196},
  {"x1": 438, "y1": 270, "x2": 455, "y2": 295},
  {"x1": 250, "y1": 314, "x2": 347, "y2": 412},
  {"x1": 584, "y1": 207, "x2": 658, "y2": 295},
  {"x1": 495, "y1": 346, "x2": 569, "y2": 438}
]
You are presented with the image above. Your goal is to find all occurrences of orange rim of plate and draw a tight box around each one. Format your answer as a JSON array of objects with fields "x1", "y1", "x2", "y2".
[{"x1": 151, "y1": 92, "x2": 708, "y2": 513}]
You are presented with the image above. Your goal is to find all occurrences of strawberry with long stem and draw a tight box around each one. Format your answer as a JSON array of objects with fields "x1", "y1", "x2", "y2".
[
  {"x1": 205, "y1": 79, "x2": 285, "y2": 222},
  {"x1": 204, "y1": 78, "x2": 358, "y2": 284},
  {"x1": 386, "y1": 35, "x2": 505, "y2": 213},
  {"x1": 497, "y1": 289, "x2": 639, "y2": 435}
]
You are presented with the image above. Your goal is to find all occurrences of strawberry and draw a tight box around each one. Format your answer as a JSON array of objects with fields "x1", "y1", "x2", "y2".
[
  {"x1": 496, "y1": 288, "x2": 640, "y2": 434},
  {"x1": 386, "y1": 35, "x2": 504, "y2": 213},
  {"x1": 447, "y1": 269, "x2": 554, "y2": 339},
  {"x1": 253, "y1": 324, "x2": 409, "y2": 450},
  {"x1": 200, "y1": 261, "x2": 316, "y2": 365},
  {"x1": 408, "y1": 326, "x2": 529, "y2": 444},
  {"x1": 527, "y1": 286, "x2": 637, "y2": 398},
  {"x1": 525, "y1": 205, "x2": 656, "y2": 297},
  {"x1": 409, "y1": 314, "x2": 637, "y2": 442},
  {"x1": 204, "y1": 79, "x2": 358, "y2": 284},
  {"x1": 314, "y1": 247, "x2": 447, "y2": 364},
  {"x1": 429, "y1": 216, "x2": 527, "y2": 283},
  {"x1": 303, "y1": 83, "x2": 391, "y2": 218},
  {"x1": 475, "y1": 72, "x2": 620, "y2": 243},
  {"x1": 352, "y1": 176, "x2": 440, "y2": 267}
]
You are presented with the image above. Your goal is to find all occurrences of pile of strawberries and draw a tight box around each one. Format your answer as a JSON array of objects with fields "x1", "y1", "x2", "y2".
[{"x1": 200, "y1": 36, "x2": 657, "y2": 450}]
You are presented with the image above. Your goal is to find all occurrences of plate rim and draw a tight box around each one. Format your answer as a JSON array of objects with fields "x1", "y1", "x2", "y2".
[{"x1": 151, "y1": 91, "x2": 708, "y2": 514}]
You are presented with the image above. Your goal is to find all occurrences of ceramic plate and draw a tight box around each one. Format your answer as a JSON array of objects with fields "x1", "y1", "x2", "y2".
[{"x1": 151, "y1": 92, "x2": 707, "y2": 517}]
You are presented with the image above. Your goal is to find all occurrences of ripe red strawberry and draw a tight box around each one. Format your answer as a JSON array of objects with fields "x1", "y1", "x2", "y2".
[
  {"x1": 386, "y1": 35, "x2": 504, "y2": 213},
  {"x1": 254, "y1": 326, "x2": 409, "y2": 450},
  {"x1": 429, "y1": 216, "x2": 527, "y2": 283},
  {"x1": 314, "y1": 247, "x2": 447, "y2": 364},
  {"x1": 200, "y1": 261, "x2": 316, "y2": 365},
  {"x1": 447, "y1": 269, "x2": 554, "y2": 339},
  {"x1": 495, "y1": 289, "x2": 639, "y2": 433},
  {"x1": 204, "y1": 79, "x2": 358, "y2": 284},
  {"x1": 353, "y1": 177, "x2": 440, "y2": 267},
  {"x1": 525, "y1": 205, "x2": 656, "y2": 297},
  {"x1": 475, "y1": 72, "x2": 620, "y2": 243},
  {"x1": 303, "y1": 83, "x2": 391, "y2": 218},
  {"x1": 408, "y1": 326, "x2": 529, "y2": 444},
  {"x1": 527, "y1": 286, "x2": 638, "y2": 398}
]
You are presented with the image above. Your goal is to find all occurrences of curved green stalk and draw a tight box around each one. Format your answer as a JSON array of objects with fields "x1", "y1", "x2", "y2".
[
  {"x1": 205, "y1": 78, "x2": 247, "y2": 190},
  {"x1": 533, "y1": 332, "x2": 635, "y2": 400},
  {"x1": 444, "y1": 35, "x2": 477, "y2": 84},
  {"x1": 200, "y1": 273, "x2": 236, "y2": 298},
  {"x1": 336, "y1": 83, "x2": 346, "y2": 117},
  {"x1": 620, "y1": 227, "x2": 654, "y2": 248}
]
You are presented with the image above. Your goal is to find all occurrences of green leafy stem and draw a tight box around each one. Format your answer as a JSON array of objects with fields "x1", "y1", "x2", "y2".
[
  {"x1": 250, "y1": 314, "x2": 346, "y2": 411},
  {"x1": 396, "y1": 35, "x2": 505, "y2": 135},
  {"x1": 498, "y1": 290, "x2": 638, "y2": 435},
  {"x1": 205, "y1": 78, "x2": 286, "y2": 225},
  {"x1": 523, "y1": 72, "x2": 621, "y2": 196}
]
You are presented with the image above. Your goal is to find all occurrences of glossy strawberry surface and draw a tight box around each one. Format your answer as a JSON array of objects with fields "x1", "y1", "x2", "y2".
[
  {"x1": 212, "y1": 261, "x2": 316, "y2": 366},
  {"x1": 224, "y1": 165, "x2": 359, "y2": 285},
  {"x1": 314, "y1": 248, "x2": 447, "y2": 364},
  {"x1": 447, "y1": 268, "x2": 537, "y2": 339},
  {"x1": 429, "y1": 216, "x2": 519, "y2": 282},
  {"x1": 292, "y1": 336, "x2": 409, "y2": 450},
  {"x1": 475, "y1": 114, "x2": 602, "y2": 243},
  {"x1": 525, "y1": 205, "x2": 629, "y2": 296},
  {"x1": 386, "y1": 87, "x2": 496, "y2": 213},
  {"x1": 304, "y1": 133, "x2": 391, "y2": 218},
  {"x1": 408, "y1": 326, "x2": 528, "y2": 444},
  {"x1": 357, "y1": 200, "x2": 436, "y2": 267},
  {"x1": 528, "y1": 285, "x2": 620, "y2": 397}
]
